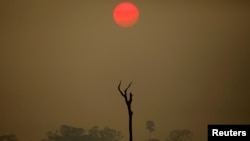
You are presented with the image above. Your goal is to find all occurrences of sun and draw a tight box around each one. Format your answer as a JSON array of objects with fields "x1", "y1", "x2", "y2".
[{"x1": 113, "y1": 2, "x2": 139, "y2": 28}]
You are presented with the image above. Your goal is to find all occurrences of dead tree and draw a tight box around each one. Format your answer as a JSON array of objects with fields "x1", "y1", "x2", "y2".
[{"x1": 118, "y1": 80, "x2": 133, "y2": 141}]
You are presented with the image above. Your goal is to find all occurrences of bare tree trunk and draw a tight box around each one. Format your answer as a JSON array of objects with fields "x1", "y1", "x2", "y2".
[
  {"x1": 118, "y1": 81, "x2": 133, "y2": 141},
  {"x1": 128, "y1": 103, "x2": 133, "y2": 141}
]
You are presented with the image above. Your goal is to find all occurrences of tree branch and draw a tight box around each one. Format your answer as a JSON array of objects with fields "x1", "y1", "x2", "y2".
[
  {"x1": 118, "y1": 80, "x2": 125, "y2": 97},
  {"x1": 124, "y1": 82, "x2": 132, "y2": 94}
]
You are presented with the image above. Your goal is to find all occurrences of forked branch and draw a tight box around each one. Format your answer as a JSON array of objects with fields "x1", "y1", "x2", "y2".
[{"x1": 118, "y1": 80, "x2": 133, "y2": 103}]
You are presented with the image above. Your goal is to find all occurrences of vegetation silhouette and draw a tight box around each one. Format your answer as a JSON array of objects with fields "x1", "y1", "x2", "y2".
[
  {"x1": 117, "y1": 81, "x2": 133, "y2": 141},
  {"x1": 1, "y1": 83, "x2": 194, "y2": 141},
  {"x1": 0, "y1": 127, "x2": 193, "y2": 141},
  {"x1": 42, "y1": 125, "x2": 123, "y2": 141},
  {"x1": 146, "y1": 120, "x2": 155, "y2": 141}
]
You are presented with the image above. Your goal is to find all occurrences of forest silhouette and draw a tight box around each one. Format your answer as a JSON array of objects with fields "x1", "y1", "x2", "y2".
[
  {"x1": 0, "y1": 124, "x2": 192, "y2": 141},
  {"x1": 1, "y1": 82, "x2": 192, "y2": 141}
]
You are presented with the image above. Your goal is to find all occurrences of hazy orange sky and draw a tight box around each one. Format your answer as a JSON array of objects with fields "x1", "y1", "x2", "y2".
[{"x1": 1, "y1": 1, "x2": 250, "y2": 141}]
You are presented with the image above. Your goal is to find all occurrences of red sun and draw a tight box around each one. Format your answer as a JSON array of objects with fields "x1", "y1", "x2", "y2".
[{"x1": 113, "y1": 2, "x2": 139, "y2": 27}]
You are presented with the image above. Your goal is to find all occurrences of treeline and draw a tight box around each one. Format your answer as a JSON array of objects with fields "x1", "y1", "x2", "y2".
[
  {"x1": 0, "y1": 121, "x2": 192, "y2": 141},
  {"x1": 0, "y1": 125, "x2": 122, "y2": 141},
  {"x1": 41, "y1": 125, "x2": 123, "y2": 141}
]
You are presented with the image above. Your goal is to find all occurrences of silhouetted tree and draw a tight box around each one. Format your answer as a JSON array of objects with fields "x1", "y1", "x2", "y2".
[
  {"x1": 60, "y1": 125, "x2": 86, "y2": 137},
  {"x1": 45, "y1": 125, "x2": 86, "y2": 141},
  {"x1": 43, "y1": 125, "x2": 123, "y2": 141},
  {"x1": 118, "y1": 81, "x2": 133, "y2": 141},
  {"x1": 88, "y1": 126, "x2": 100, "y2": 138},
  {"x1": 146, "y1": 120, "x2": 155, "y2": 141},
  {"x1": 0, "y1": 135, "x2": 18, "y2": 141},
  {"x1": 166, "y1": 129, "x2": 192, "y2": 141},
  {"x1": 88, "y1": 126, "x2": 123, "y2": 141}
]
